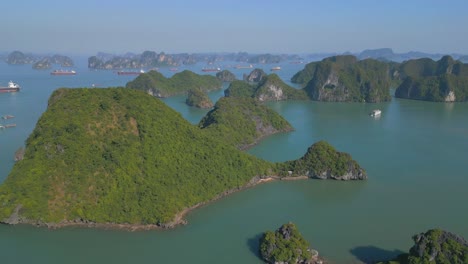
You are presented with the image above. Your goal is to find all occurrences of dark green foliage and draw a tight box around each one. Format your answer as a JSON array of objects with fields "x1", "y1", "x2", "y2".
[
  {"x1": 382, "y1": 229, "x2": 468, "y2": 264},
  {"x1": 225, "y1": 74, "x2": 308, "y2": 101},
  {"x1": 395, "y1": 56, "x2": 468, "y2": 102},
  {"x1": 0, "y1": 88, "x2": 273, "y2": 225},
  {"x1": 260, "y1": 223, "x2": 313, "y2": 264},
  {"x1": 280, "y1": 141, "x2": 366, "y2": 179},
  {"x1": 224, "y1": 80, "x2": 256, "y2": 98},
  {"x1": 254, "y1": 74, "x2": 309, "y2": 101},
  {"x1": 126, "y1": 70, "x2": 221, "y2": 97},
  {"x1": 185, "y1": 89, "x2": 213, "y2": 108},
  {"x1": 303, "y1": 55, "x2": 392, "y2": 102},
  {"x1": 291, "y1": 61, "x2": 319, "y2": 85},
  {"x1": 216, "y1": 70, "x2": 236, "y2": 82},
  {"x1": 199, "y1": 97, "x2": 292, "y2": 149}
]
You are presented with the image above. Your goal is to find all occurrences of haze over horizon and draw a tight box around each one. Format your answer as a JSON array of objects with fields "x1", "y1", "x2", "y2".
[{"x1": 2, "y1": 0, "x2": 468, "y2": 55}]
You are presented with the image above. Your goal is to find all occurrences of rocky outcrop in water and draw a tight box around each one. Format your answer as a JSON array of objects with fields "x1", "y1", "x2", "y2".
[
  {"x1": 281, "y1": 141, "x2": 367, "y2": 180},
  {"x1": 32, "y1": 58, "x2": 52, "y2": 69},
  {"x1": 260, "y1": 223, "x2": 323, "y2": 264},
  {"x1": 185, "y1": 89, "x2": 214, "y2": 109},
  {"x1": 409, "y1": 229, "x2": 468, "y2": 263},
  {"x1": 6, "y1": 51, "x2": 36, "y2": 64},
  {"x1": 379, "y1": 229, "x2": 468, "y2": 263}
]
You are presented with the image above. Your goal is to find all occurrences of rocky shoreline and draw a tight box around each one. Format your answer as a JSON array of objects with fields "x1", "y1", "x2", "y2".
[{"x1": 1, "y1": 175, "x2": 313, "y2": 231}]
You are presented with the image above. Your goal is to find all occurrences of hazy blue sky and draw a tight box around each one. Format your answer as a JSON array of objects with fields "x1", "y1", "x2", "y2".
[{"x1": 2, "y1": 0, "x2": 468, "y2": 55}]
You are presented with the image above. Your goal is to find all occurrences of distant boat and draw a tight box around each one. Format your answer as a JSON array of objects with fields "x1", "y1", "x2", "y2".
[
  {"x1": 2, "y1": 115, "x2": 14, "y2": 120},
  {"x1": 202, "y1": 67, "x2": 221, "y2": 72},
  {"x1": 370, "y1": 109, "x2": 382, "y2": 117},
  {"x1": 117, "y1": 69, "x2": 145, "y2": 75},
  {"x1": 271, "y1": 66, "x2": 281, "y2": 71},
  {"x1": 170, "y1": 68, "x2": 179, "y2": 72},
  {"x1": 0, "y1": 81, "x2": 20, "y2": 93},
  {"x1": 234, "y1": 64, "x2": 253, "y2": 69},
  {"x1": 289, "y1": 61, "x2": 304, "y2": 64},
  {"x1": 51, "y1": 70, "x2": 76, "y2": 76}
]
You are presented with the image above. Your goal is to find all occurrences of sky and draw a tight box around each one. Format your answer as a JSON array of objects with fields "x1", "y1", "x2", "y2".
[{"x1": 2, "y1": 0, "x2": 468, "y2": 55}]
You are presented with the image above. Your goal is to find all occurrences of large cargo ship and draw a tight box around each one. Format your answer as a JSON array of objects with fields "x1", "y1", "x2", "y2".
[
  {"x1": 0, "y1": 81, "x2": 20, "y2": 93},
  {"x1": 234, "y1": 64, "x2": 253, "y2": 69},
  {"x1": 117, "y1": 69, "x2": 145, "y2": 75},
  {"x1": 202, "y1": 67, "x2": 221, "y2": 72},
  {"x1": 51, "y1": 70, "x2": 76, "y2": 75}
]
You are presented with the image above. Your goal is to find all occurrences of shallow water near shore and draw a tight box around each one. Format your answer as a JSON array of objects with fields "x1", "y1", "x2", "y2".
[{"x1": 0, "y1": 59, "x2": 467, "y2": 263}]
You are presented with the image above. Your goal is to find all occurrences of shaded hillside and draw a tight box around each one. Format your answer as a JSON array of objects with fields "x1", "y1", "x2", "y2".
[
  {"x1": 185, "y1": 89, "x2": 213, "y2": 108},
  {"x1": 199, "y1": 97, "x2": 293, "y2": 149},
  {"x1": 225, "y1": 73, "x2": 308, "y2": 101},
  {"x1": 395, "y1": 56, "x2": 468, "y2": 102},
  {"x1": 300, "y1": 55, "x2": 392, "y2": 102},
  {"x1": 126, "y1": 70, "x2": 222, "y2": 97}
]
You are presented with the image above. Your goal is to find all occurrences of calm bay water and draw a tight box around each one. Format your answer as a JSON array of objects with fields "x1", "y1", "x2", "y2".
[{"x1": 0, "y1": 58, "x2": 467, "y2": 263}]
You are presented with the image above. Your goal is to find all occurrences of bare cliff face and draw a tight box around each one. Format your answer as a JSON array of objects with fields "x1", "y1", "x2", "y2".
[
  {"x1": 256, "y1": 83, "x2": 285, "y2": 102},
  {"x1": 308, "y1": 69, "x2": 352, "y2": 102}
]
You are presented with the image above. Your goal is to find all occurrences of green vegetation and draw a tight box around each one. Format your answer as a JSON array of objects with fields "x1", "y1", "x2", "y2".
[
  {"x1": 224, "y1": 80, "x2": 256, "y2": 98},
  {"x1": 0, "y1": 88, "x2": 366, "y2": 227},
  {"x1": 185, "y1": 89, "x2": 213, "y2": 108},
  {"x1": 199, "y1": 97, "x2": 292, "y2": 149},
  {"x1": 0, "y1": 88, "x2": 273, "y2": 225},
  {"x1": 303, "y1": 55, "x2": 392, "y2": 102},
  {"x1": 216, "y1": 70, "x2": 236, "y2": 82},
  {"x1": 291, "y1": 61, "x2": 319, "y2": 85},
  {"x1": 395, "y1": 56, "x2": 468, "y2": 102},
  {"x1": 225, "y1": 74, "x2": 307, "y2": 102},
  {"x1": 126, "y1": 70, "x2": 221, "y2": 97},
  {"x1": 379, "y1": 229, "x2": 468, "y2": 264},
  {"x1": 260, "y1": 223, "x2": 314, "y2": 264},
  {"x1": 280, "y1": 141, "x2": 366, "y2": 180}
]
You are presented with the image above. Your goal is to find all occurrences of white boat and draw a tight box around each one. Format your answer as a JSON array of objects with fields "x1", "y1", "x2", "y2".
[
  {"x1": 370, "y1": 109, "x2": 382, "y2": 117},
  {"x1": 271, "y1": 66, "x2": 281, "y2": 71}
]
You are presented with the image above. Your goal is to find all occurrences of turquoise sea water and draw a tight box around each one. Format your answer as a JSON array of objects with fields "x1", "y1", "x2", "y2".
[{"x1": 0, "y1": 58, "x2": 467, "y2": 263}]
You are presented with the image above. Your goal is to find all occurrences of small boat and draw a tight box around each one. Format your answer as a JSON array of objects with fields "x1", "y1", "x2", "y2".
[
  {"x1": 370, "y1": 109, "x2": 382, "y2": 117},
  {"x1": 169, "y1": 68, "x2": 179, "y2": 72},
  {"x1": 0, "y1": 81, "x2": 20, "y2": 93},
  {"x1": 117, "y1": 69, "x2": 145, "y2": 75},
  {"x1": 51, "y1": 70, "x2": 76, "y2": 75},
  {"x1": 2, "y1": 115, "x2": 14, "y2": 119},
  {"x1": 201, "y1": 67, "x2": 221, "y2": 72},
  {"x1": 271, "y1": 66, "x2": 281, "y2": 71},
  {"x1": 5, "y1": 124, "x2": 16, "y2": 128}
]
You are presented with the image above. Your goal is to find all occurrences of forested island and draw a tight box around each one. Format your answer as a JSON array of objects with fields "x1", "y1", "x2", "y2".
[
  {"x1": 292, "y1": 55, "x2": 392, "y2": 102},
  {"x1": 225, "y1": 72, "x2": 308, "y2": 101},
  {"x1": 185, "y1": 89, "x2": 213, "y2": 108},
  {"x1": 6, "y1": 51, "x2": 74, "y2": 68},
  {"x1": 199, "y1": 97, "x2": 293, "y2": 149},
  {"x1": 260, "y1": 222, "x2": 323, "y2": 264},
  {"x1": 126, "y1": 70, "x2": 221, "y2": 97},
  {"x1": 394, "y1": 56, "x2": 468, "y2": 102},
  {"x1": 378, "y1": 229, "x2": 468, "y2": 264},
  {"x1": 0, "y1": 88, "x2": 366, "y2": 229},
  {"x1": 87, "y1": 51, "x2": 302, "y2": 69}
]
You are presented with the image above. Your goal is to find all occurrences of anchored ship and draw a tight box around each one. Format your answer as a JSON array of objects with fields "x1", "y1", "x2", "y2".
[
  {"x1": 201, "y1": 67, "x2": 221, "y2": 72},
  {"x1": 0, "y1": 81, "x2": 20, "y2": 93},
  {"x1": 117, "y1": 69, "x2": 145, "y2": 75},
  {"x1": 271, "y1": 66, "x2": 281, "y2": 71},
  {"x1": 51, "y1": 70, "x2": 76, "y2": 75}
]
